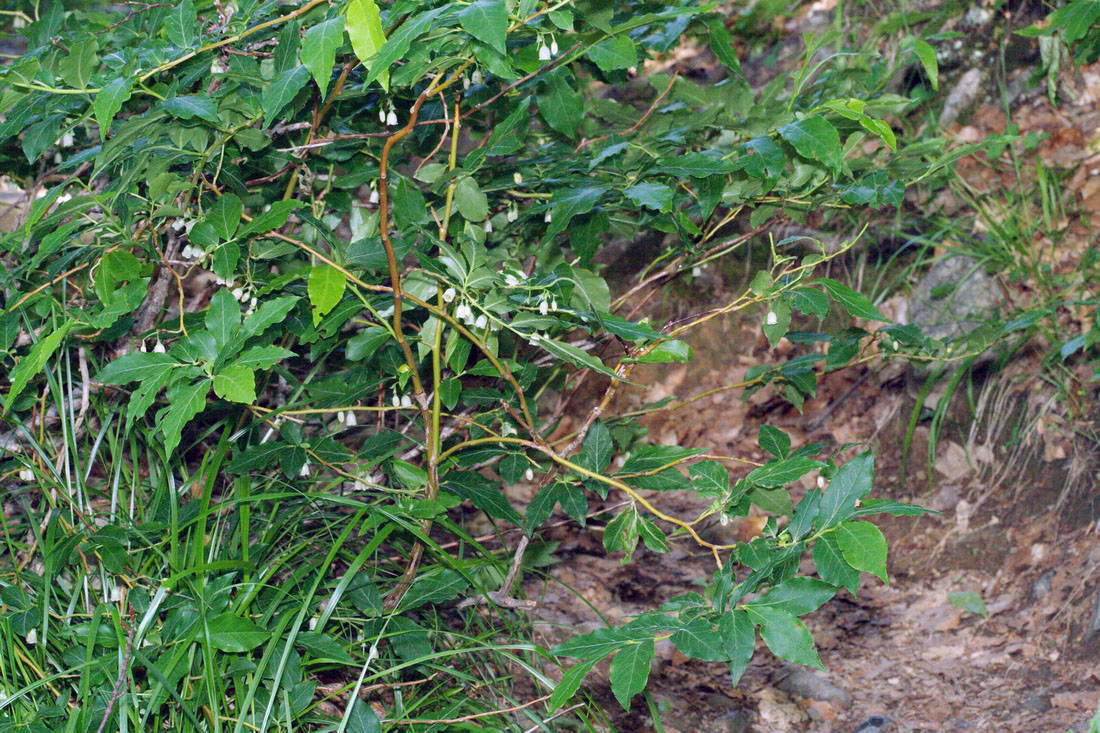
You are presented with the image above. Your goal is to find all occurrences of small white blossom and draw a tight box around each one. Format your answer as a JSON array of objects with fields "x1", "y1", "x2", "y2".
[
  {"x1": 109, "y1": 585, "x2": 121, "y2": 602},
  {"x1": 484, "y1": 219, "x2": 493, "y2": 233},
  {"x1": 337, "y1": 411, "x2": 346, "y2": 425},
  {"x1": 139, "y1": 341, "x2": 148, "y2": 353},
  {"x1": 181, "y1": 245, "x2": 193, "y2": 259},
  {"x1": 379, "y1": 108, "x2": 387, "y2": 123},
  {"x1": 400, "y1": 395, "x2": 413, "y2": 408},
  {"x1": 504, "y1": 273, "x2": 519, "y2": 286},
  {"x1": 692, "y1": 266, "x2": 703, "y2": 277},
  {"x1": 474, "y1": 314, "x2": 487, "y2": 329},
  {"x1": 525, "y1": 467, "x2": 534, "y2": 481},
  {"x1": 550, "y1": 299, "x2": 558, "y2": 311},
  {"x1": 345, "y1": 410, "x2": 357, "y2": 427},
  {"x1": 506, "y1": 205, "x2": 518, "y2": 222},
  {"x1": 550, "y1": 38, "x2": 559, "y2": 56},
  {"x1": 538, "y1": 42, "x2": 551, "y2": 61},
  {"x1": 513, "y1": 172, "x2": 523, "y2": 185},
  {"x1": 817, "y1": 475, "x2": 826, "y2": 489},
  {"x1": 152, "y1": 341, "x2": 166, "y2": 354},
  {"x1": 471, "y1": 70, "x2": 484, "y2": 85},
  {"x1": 210, "y1": 58, "x2": 227, "y2": 74},
  {"x1": 539, "y1": 299, "x2": 549, "y2": 316},
  {"x1": 765, "y1": 311, "x2": 778, "y2": 326},
  {"x1": 250, "y1": 296, "x2": 258, "y2": 309},
  {"x1": 455, "y1": 303, "x2": 471, "y2": 321},
  {"x1": 369, "y1": 187, "x2": 380, "y2": 205},
  {"x1": 719, "y1": 514, "x2": 730, "y2": 526},
  {"x1": 386, "y1": 110, "x2": 398, "y2": 126},
  {"x1": 171, "y1": 218, "x2": 187, "y2": 232},
  {"x1": 308, "y1": 617, "x2": 318, "y2": 631},
  {"x1": 391, "y1": 394, "x2": 401, "y2": 407},
  {"x1": 18, "y1": 469, "x2": 34, "y2": 482},
  {"x1": 463, "y1": 75, "x2": 471, "y2": 91},
  {"x1": 25, "y1": 629, "x2": 36, "y2": 645},
  {"x1": 443, "y1": 287, "x2": 457, "y2": 303},
  {"x1": 299, "y1": 462, "x2": 310, "y2": 477},
  {"x1": 60, "y1": 132, "x2": 74, "y2": 148},
  {"x1": 544, "y1": 210, "x2": 552, "y2": 223}
]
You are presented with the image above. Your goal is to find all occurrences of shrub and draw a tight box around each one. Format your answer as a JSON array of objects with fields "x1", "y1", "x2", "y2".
[{"x1": 0, "y1": 1, "x2": 935, "y2": 727}]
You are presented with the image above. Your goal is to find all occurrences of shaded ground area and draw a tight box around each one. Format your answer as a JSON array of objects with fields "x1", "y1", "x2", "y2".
[{"x1": 521, "y1": 304, "x2": 1099, "y2": 731}]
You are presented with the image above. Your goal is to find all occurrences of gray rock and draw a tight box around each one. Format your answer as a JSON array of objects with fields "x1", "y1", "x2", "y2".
[
  {"x1": 908, "y1": 254, "x2": 1004, "y2": 345},
  {"x1": 770, "y1": 662, "x2": 853, "y2": 707},
  {"x1": 939, "y1": 68, "x2": 986, "y2": 127},
  {"x1": 1032, "y1": 569, "x2": 1056, "y2": 601}
]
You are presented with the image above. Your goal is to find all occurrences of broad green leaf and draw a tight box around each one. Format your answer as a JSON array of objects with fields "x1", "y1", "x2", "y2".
[
  {"x1": 657, "y1": 152, "x2": 737, "y2": 178},
  {"x1": 240, "y1": 200, "x2": 303, "y2": 236},
  {"x1": 746, "y1": 456, "x2": 824, "y2": 488},
  {"x1": 791, "y1": 287, "x2": 829, "y2": 319},
  {"x1": 308, "y1": 265, "x2": 347, "y2": 325},
  {"x1": 444, "y1": 471, "x2": 523, "y2": 526},
  {"x1": 580, "y1": 420, "x2": 613, "y2": 473},
  {"x1": 261, "y1": 65, "x2": 311, "y2": 124},
  {"x1": 747, "y1": 577, "x2": 836, "y2": 616},
  {"x1": 816, "y1": 278, "x2": 888, "y2": 322},
  {"x1": 162, "y1": 94, "x2": 220, "y2": 125},
  {"x1": 240, "y1": 296, "x2": 300, "y2": 341},
  {"x1": 623, "y1": 182, "x2": 674, "y2": 211},
  {"x1": 60, "y1": 38, "x2": 97, "y2": 89},
  {"x1": 635, "y1": 339, "x2": 692, "y2": 363},
  {"x1": 704, "y1": 16, "x2": 742, "y2": 74},
  {"x1": 762, "y1": 300, "x2": 791, "y2": 347},
  {"x1": 758, "y1": 425, "x2": 790, "y2": 459},
  {"x1": 96, "y1": 352, "x2": 177, "y2": 385},
  {"x1": 539, "y1": 337, "x2": 618, "y2": 378},
  {"x1": 458, "y1": 0, "x2": 508, "y2": 54},
  {"x1": 834, "y1": 520, "x2": 888, "y2": 583},
  {"x1": 4, "y1": 321, "x2": 73, "y2": 414},
  {"x1": 586, "y1": 36, "x2": 637, "y2": 72},
  {"x1": 525, "y1": 482, "x2": 563, "y2": 535},
  {"x1": 671, "y1": 616, "x2": 726, "y2": 662},
  {"x1": 539, "y1": 72, "x2": 584, "y2": 138},
  {"x1": 296, "y1": 632, "x2": 356, "y2": 665},
  {"x1": 302, "y1": 18, "x2": 345, "y2": 97},
  {"x1": 165, "y1": 0, "x2": 196, "y2": 48},
  {"x1": 205, "y1": 613, "x2": 269, "y2": 653},
  {"x1": 637, "y1": 514, "x2": 667, "y2": 553},
  {"x1": 778, "y1": 115, "x2": 841, "y2": 171},
  {"x1": 547, "y1": 185, "x2": 609, "y2": 237},
  {"x1": 812, "y1": 533, "x2": 859, "y2": 595},
  {"x1": 205, "y1": 288, "x2": 241, "y2": 350},
  {"x1": 365, "y1": 7, "x2": 446, "y2": 88},
  {"x1": 94, "y1": 77, "x2": 133, "y2": 140},
  {"x1": 720, "y1": 610, "x2": 755, "y2": 685},
  {"x1": 751, "y1": 606, "x2": 824, "y2": 669},
  {"x1": 910, "y1": 38, "x2": 938, "y2": 91},
  {"x1": 158, "y1": 380, "x2": 208, "y2": 454},
  {"x1": 947, "y1": 590, "x2": 988, "y2": 618},
  {"x1": 552, "y1": 624, "x2": 651, "y2": 660},
  {"x1": 230, "y1": 345, "x2": 295, "y2": 371},
  {"x1": 689, "y1": 460, "x2": 728, "y2": 494},
  {"x1": 548, "y1": 658, "x2": 599, "y2": 712},
  {"x1": 398, "y1": 569, "x2": 469, "y2": 611},
  {"x1": 213, "y1": 365, "x2": 256, "y2": 403},
  {"x1": 346, "y1": 0, "x2": 389, "y2": 88},
  {"x1": 816, "y1": 451, "x2": 874, "y2": 529},
  {"x1": 206, "y1": 194, "x2": 243, "y2": 241},
  {"x1": 609, "y1": 638, "x2": 654, "y2": 710},
  {"x1": 454, "y1": 176, "x2": 489, "y2": 221}
]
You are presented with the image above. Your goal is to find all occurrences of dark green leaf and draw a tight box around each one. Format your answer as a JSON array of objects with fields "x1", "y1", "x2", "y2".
[
  {"x1": 262, "y1": 65, "x2": 311, "y2": 124},
  {"x1": 458, "y1": 0, "x2": 508, "y2": 54},
  {"x1": 834, "y1": 520, "x2": 888, "y2": 583},
  {"x1": 302, "y1": 18, "x2": 345, "y2": 97},
  {"x1": 609, "y1": 638, "x2": 654, "y2": 710},
  {"x1": 205, "y1": 613, "x2": 269, "y2": 653},
  {"x1": 751, "y1": 606, "x2": 824, "y2": 669}
]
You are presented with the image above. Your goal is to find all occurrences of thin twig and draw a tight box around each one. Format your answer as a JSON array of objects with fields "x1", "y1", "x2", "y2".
[{"x1": 390, "y1": 695, "x2": 552, "y2": 725}]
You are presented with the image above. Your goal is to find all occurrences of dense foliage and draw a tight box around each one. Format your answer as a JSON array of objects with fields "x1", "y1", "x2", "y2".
[{"x1": 0, "y1": 0, "x2": 989, "y2": 728}]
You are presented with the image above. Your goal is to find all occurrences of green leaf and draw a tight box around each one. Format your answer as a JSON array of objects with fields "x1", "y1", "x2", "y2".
[
  {"x1": 777, "y1": 115, "x2": 841, "y2": 171},
  {"x1": 547, "y1": 185, "x2": 609, "y2": 237},
  {"x1": 623, "y1": 182, "x2": 674, "y2": 211},
  {"x1": 791, "y1": 287, "x2": 829, "y2": 319},
  {"x1": 704, "y1": 16, "x2": 743, "y2": 75},
  {"x1": 637, "y1": 514, "x2": 668, "y2": 553},
  {"x1": 94, "y1": 77, "x2": 133, "y2": 140},
  {"x1": 296, "y1": 631, "x2": 356, "y2": 665},
  {"x1": 552, "y1": 624, "x2": 651, "y2": 660},
  {"x1": 162, "y1": 94, "x2": 220, "y2": 125},
  {"x1": 834, "y1": 520, "x2": 888, "y2": 583},
  {"x1": 586, "y1": 36, "x2": 637, "y2": 72},
  {"x1": 302, "y1": 18, "x2": 345, "y2": 97},
  {"x1": 444, "y1": 471, "x2": 523, "y2": 526},
  {"x1": 609, "y1": 638, "x2": 654, "y2": 710},
  {"x1": 758, "y1": 425, "x2": 790, "y2": 459},
  {"x1": 240, "y1": 200, "x2": 302, "y2": 236},
  {"x1": 205, "y1": 613, "x2": 269, "y2": 653},
  {"x1": 205, "y1": 288, "x2": 241, "y2": 351},
  {"x1": 603, "y1": 506, "x2": 640, "y2": 561},
  {"x1": 762, "y1": 300, "x2": 791, "y2": 347},
  {"x1": 230, "y1": 345, "x2": 295, "y2": 371},
  {"x1": 751, "y1": 606, "x2": 824, "y2": 669},
  {"x1": 213, "y1": 365, "x2": 256, "y2": 403},
  {"x1": 746, "y1": 456, "x2": 824, "y2": 488},
  {"x1": 454, "y1": 176, "x2": 489, "y2": 221},
  {"x1": 261, "y1": 65, "x2": 311, "y2": 124},
  {"x1": 689, "y1": 460, "x2": 728, "y2": 494},
  {"x1": 747, "y1": 577, "x2": 837, "y2": 616},
  {"x1": 909, "y1": 38, "x2": 938, "y2": 91},
  {"x1": 309, "y1": 265, "x2": 347, "y2": 325},
  {"x1": 240, "y1": 296, "x2": 300, "y2": 341},
  {"x1": 634, "y1": 339, "x2": 692, "y2": 363},
  {"x1": 816, "y1": 278, "x2": 888, "y2": 322},
  {"x1": 671, "y1": 616, "x2": 726, "y2": 662},
  {"x1": 816, "y1": 451, "x2": 874, "y2": 529},
  {"x1": 165, "y1": 0, "x2": 197, "y2": 48},
  {"x1": 4, "y1": 320, "x2": 73, "y2": 414},
  {"x1": 720, "y1": 610, "x2": 756, "y2": 685},
  {"x1": 538, "y1": 337, "x2": 618, "y2": 378},
  {"x1": 398, "y1": 569, "x2": 469, "y2": 611},
  {"x1": 657, "y1": 152, "x2": 737, "y2": 178},
  {"x1": 947, "y1": 590, "x2": 988, "y2": 618},
  {"x1": 207, "y1": 194, "x2": 243, "y2": 241},
  {"x1": 580, "y1": 420, "x2": 613, "y2": 473},
  {"x1": 346, "y1": 0, "x2": 389, "y2": 88},
  {"x1": 458, "y1": 0, "x2": 508, "y2": 54},
  {"x1": 96, "y1": 352, "x2": 177, "y2": 385},
  {"x1": 548, "y1": 658, "x2": 600, "y2": 712},
  {"x1": 157, "y1": 380, "x2": 208, "y2": 454},
  {"x1": 60, "y1": 38, "x2": 98, "y2": 89},
  {"x1": 540, "y1": 72, "x2": 584, "y2": 138},
  {"x1": 812, "y1": 533, "x2": 859, "y2": 595}
]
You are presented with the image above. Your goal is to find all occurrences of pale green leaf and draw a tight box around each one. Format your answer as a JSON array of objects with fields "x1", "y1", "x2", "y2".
[
  {"x1": 458, "y1": 0, "x2": 508, "y2": 54},
  {"x1": 261, "y1": 65, "x2": 311, "y2": 124},
  {"x1": 205, "y1": 613, "x2": 269, "y2": 653},
  {"x1": 302, "y1": 18, "x2": 345, "y2": 97},
  {"x1": 213, "y1": 365, "x2": 256, "y2": 403},
  {"x1": 157, "y1": 380, "x2": 208, "y2": 454},
  {"x1": 94, "y1": 77, "x2": 133, "y2": 140},
  {"x1": 206, "y1": 194, "x2": 243, "y2": 241},
  {"x1": 308, "y1": 265, "x2": 347, "y2": 325},
  {"x1": 834, "y1": 520, "x2": 888, "y2": 583},
  {"x1": 4, "y1": 321, "x2": 73, "y2": 414}
]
